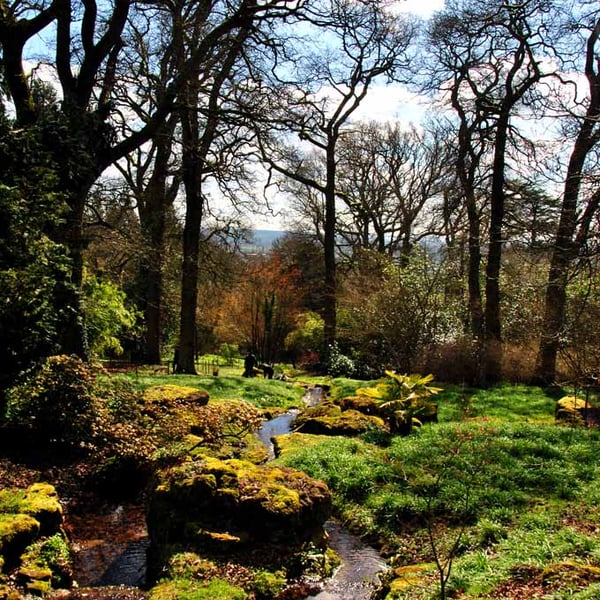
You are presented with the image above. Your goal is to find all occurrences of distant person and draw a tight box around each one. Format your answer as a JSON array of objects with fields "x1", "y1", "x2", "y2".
[
  {"x1": 172, "y1": 346, "x2": 180, "y2": 374},
  {"x1": 243, "y1": 352, "x2": 256, "y2": 377},
  {"x1": 260, "y1": 363, "x2": 274, "y2": 379}
]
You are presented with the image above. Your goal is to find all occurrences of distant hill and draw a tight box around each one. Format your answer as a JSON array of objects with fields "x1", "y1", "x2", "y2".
[{"x1": 241, "y1": 229, "x2": 287, "y2": 253}]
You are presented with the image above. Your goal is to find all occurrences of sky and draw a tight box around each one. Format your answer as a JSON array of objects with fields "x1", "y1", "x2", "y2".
[
  {"x1": 20, "y1": 0, "x2": 447, "y2": 233},
  {"x1": 249, "y1": 0, "x2": 447, "y2": 231},
  {"x1": 397, "y1": 0, "x2": 445, "y2": 17}
]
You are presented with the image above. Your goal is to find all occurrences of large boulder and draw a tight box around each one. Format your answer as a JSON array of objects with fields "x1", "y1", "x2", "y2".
[
  {"x1": 555, "y1": 396, "x2": 588, "y2": 426},
  {"x1": 0, "y1": 483, "x2": 67, "y2": 595},
  {"x1": 147, "y1": 456, "x2": 332, "y2": 569},
  {"x1": 293, "y1": 403, "x2": 386, "y2": 436},
  {"x1": 142, "y1": 384, "x2": 210, "y2": 406}
]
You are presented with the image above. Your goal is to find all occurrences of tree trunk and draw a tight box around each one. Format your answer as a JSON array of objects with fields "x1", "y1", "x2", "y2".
[
  {"x1": 535, "y1": 19, "x2": 600, "y2": 384},
  {"x1": 323, "y1": 139, "x2": 337, "y2": 351},
  {"x1": 178, "y1": 87, "x2": 202, "y2": 374},
  {"x1": 137, "y1": 120, "x2": 178, "y2": 365},
  {"x1": 535, "y1": 134, "x2": 595, "y2": 383},
  {"x1": 483, "y1": 112, "x2": 509, "y2": 383}
]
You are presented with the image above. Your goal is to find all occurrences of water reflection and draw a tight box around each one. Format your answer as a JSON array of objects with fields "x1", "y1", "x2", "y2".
[{"x1": 307, "y1": 521, "x2": 388, "y2": 600}]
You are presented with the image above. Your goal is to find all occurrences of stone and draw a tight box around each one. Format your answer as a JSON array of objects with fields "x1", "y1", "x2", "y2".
[
  {"x1": 293, "y1": 403, "x2": 386, "y2": 436},
  {"x1": 555, "y1": 396, "x2": 588, "y2": 425},
  {"x1": 142, "y1": 384, "x2": 209, "y2": 405},
  {"x1": 0, "y1": 514, "x2": 40, "y2": 569},
  {"x1": 147, "y1": 456, "x2": 332, "y2": 568}
]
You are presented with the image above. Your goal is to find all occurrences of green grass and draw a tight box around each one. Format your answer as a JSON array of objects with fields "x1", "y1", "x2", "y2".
[
  {"x1": 276, "y1": 380, "x2": 600, "y2": 600},
  {"x1": 434, "y1": 383, "x2": 558, "y2": 424},
  {"x1": 105, "y1": 371, "x2": 306, "y2": 409}
]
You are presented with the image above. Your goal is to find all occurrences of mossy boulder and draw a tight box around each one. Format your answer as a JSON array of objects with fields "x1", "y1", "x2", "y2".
[
  {"x1": 542, "y1": 561, "x2": 600, "y2": 586},
  {"x1": 555, "y1": 396, "x2": 589, "y2": 425},
  {"x1": 0, "y1": 483, "x2": 67, "y2": 597},
  {"x1": 148, "y1": 456, "x2": 332, "y2": 566},
  {"x1": 0, "y1": 514, "x2": 40, "y2": 569},
  {"x1": 0, "y1": 483, "x2": 62, "y2": 537},
  {"x1": 293, "y1": 403, "x2": 386, "y2": 436},
  {"x1": 272, "y1": 433, "x2": 325, "y2": 460},
  {"x1": 143, "y1": 384, "x2": 209, "y2": 405},
  {"x1": 335, "y1": 395, "x2": 381, "y2": 415}
]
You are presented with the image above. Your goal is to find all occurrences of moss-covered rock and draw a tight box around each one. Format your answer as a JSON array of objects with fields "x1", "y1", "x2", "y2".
[
  {"x1": 143, "y1": 384, "x2": 210, "y2": 405},
  {"x1": 0, "y1": 484, "x2": 62, "y2": 536},
  {"x1": 293, "y1": 403, "x2": 386, "y2": 436},
  {"x1": 271, "y1": 432, "x2": 325, "y2": 460},
  {"x1": 0, "y1": 583, "x2": 22, "y2": 599},
  {"x1": 149, "y1": 577, "x2": 248, "y2": 600},
  {"x1": 335, "y1": 395, "x2": 381, "y2": 415},
  {"x1": 18, "y1": 533, "x2": 72, "y2": 591},
  {"x1": 148, "y1": 456, "x2": 332, "y2": 574},
  {"x1": 555, "y1": 396, "x2": 589, "y2": 426},
  {"x1": 18, "y1": 484, "x2": 62, "y2": 536},
  {"x1": 382, "y1": 563, "x2": 433, "y2": 595},
  {"x1": 542, "y1": 561, "x2": 600, "y2": 585},
  {"x1": 16, "y1": 563, "x2": 52, "y2": 596},
  {"x1": 0, "y1": 514, "x2": 40, "y2": 569},
  {"x1": 0, "y1": 484, "x2": 68, "y2": 598}
]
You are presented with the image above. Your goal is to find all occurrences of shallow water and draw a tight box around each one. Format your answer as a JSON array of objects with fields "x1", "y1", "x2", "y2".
[
  {"x1": 65, "y1": 503, "x2": 148, "y2": 588},
  {"x1": 257, "y1": 385, "x2": 389, "y2": 600},
  {"x1": 307, "y1": 521, "x2": 388, "y2": 600},
  {"x1": 256, "y1": 409, "x2": 301, "y2": 459}
]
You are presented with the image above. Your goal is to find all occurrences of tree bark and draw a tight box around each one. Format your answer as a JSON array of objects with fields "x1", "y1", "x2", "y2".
[
  {"x1": 483, "y1": 111, "x2": 509, "y2": 382},
  {"x1": 137, "y1": 119, "x2": 178, "y2": 364},
  {"x1": 535, "y1": 18, "x2": 600, "y2": 384},
  {"x1": 323, "y1": 137, "x2": 338, "y2": 350}
]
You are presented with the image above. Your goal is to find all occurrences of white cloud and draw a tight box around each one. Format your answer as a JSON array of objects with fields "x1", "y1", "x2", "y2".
[
  {"x1": 349, "y1": 84, "x2": 432, "y2": 126},
  {"x1": 396, "y1": 0, "x2": 445, "y2": 17}
]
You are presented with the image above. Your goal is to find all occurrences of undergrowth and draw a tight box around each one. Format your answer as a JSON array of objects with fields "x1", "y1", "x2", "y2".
[{"x1": 276, "y1": 380, "x2": 600, "y2": 600}]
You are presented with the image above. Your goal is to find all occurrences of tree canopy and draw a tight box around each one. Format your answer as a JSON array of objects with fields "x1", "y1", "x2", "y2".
[{"x1": 1, "y1": 0, "x2": 600, "y2": 388}]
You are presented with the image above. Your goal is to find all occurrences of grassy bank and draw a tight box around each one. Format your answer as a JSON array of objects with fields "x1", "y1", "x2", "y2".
[{"x1": 276, "y1": 379, "x2": 600, "y2": 599}]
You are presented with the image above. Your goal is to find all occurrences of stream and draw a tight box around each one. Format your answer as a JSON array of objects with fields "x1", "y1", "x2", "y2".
[
  {"x1": 255, "y1": 385, "x2": 389, "y2": 600},
  {"x1": 63, "y1": 385, "x2": 387, "y2": 599}
]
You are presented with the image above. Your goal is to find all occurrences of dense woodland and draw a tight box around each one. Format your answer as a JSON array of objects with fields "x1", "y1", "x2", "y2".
[{"x1": 2, "y1": 0, "x2": 600, "y2": 394}]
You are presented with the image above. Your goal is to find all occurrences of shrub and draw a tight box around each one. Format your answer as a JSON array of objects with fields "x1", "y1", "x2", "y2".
[
  {"x1": 356, "y1": 371, "x2": 441, "y2": 434},
  {"x1": 326, "y1": 342, "x2": 355, "y2": 377},
  {"x1": 3, "y1": 355, "x2": 99, "y2": 447}
]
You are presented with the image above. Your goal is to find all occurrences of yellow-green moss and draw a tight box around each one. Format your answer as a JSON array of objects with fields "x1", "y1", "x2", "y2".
[
  {"x1": 251, "y1": 569, "x2": 286, "y2": 598},
  {"x1": 389, "y1": 564, "x2": 434, "y2": 592},
  {"x1": 271, "y1": 432, "x2": 326, "y2": 459},
  {"x1": 17, "y1": 563, "x2": 52, "y2": 593},
  {"x1": 0, "y1": 514, "x2": 40, "y2": 551},
  {"x1": 253, "y1": 483, "x2": 301, "y2": 515},
  {"x1": 556, "y1": 396, "x2": 589, "y2": 411},
  {"x1": 542, "y1": 561, "x2": 600, "y2": 585},
  {"x1": 555, "y1": 396, "x2": 590, "y2": 425},
  {"x1": 0, "y1": 483, "x2": 62, "y2": 538},
  {"x1": 148, "y1": 577, "x2": 248, "y2": 600},
  {"x1": 21, "y1": 484, "x2": 62, "y2": 529},
  {"x1": 0, "y1": 583, "x2": 21, "y2": 599},
  {"x1": 143, "y1": 384, "x2": 208, "y2": 403}
]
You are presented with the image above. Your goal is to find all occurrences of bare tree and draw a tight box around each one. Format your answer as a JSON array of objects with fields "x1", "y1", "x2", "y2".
[
  {"x1": 535, "y1": 4, "x2": 600, "y2": 384},
  {"x1": 428, "y1": 0, "x2": 551, "y2": 382},
  {"x1": 252, "y1": 0, "x2": 415, "y2": 351},
  {"x1": 335, "y1": 120, "x2": 454, "y2": 261}
]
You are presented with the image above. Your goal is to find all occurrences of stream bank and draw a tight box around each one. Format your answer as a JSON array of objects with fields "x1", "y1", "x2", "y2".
[
  {"x1": 56, "y1": 384, "x2": 388, "y2": 600},
  {"x1": 256, "y1": 385, "x2": 389, "y2": 600}
]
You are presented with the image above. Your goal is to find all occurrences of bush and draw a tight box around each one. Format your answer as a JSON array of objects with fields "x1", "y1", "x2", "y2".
[
  {"x1": 326, "y1": 342, "x2": 355, "y2": 377},
  {"x1": 3, "y1": 355, "x2": 99, "y2": 447}
]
